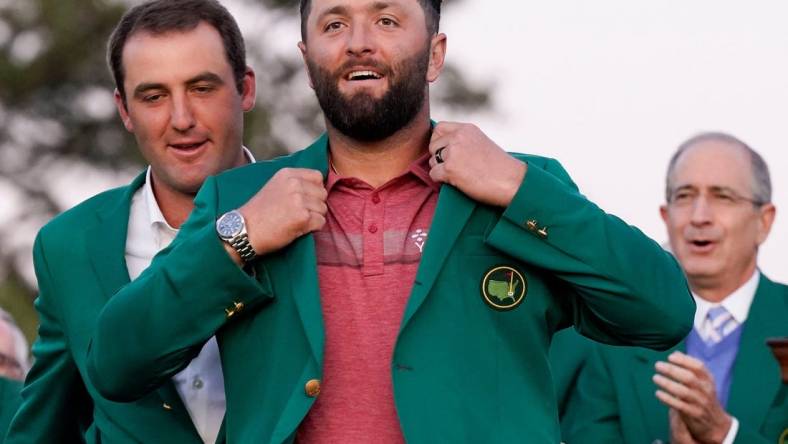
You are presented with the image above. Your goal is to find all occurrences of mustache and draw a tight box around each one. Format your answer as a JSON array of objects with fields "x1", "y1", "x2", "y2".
[
  {"x1": 683, "y1": 227, "x2": 720, "y2": 241},
  {"x1": 333, "y1": 58, "x2": 392, "y2": 78}
]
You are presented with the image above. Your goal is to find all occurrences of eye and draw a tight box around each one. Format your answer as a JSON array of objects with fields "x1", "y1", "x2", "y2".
[
  {"x1": 378, "y1": 17, "x2": 398, "y2": 27},
  {"x1": 142, "y1": 93, "x2": 165, "y2": 103},
  {"x1": 714, "y1": 192, "x2": 736, "y2": 202},
  {"x1": 673, "y1": 191, "x2": 693, "y2": 202},
  {"x1": 324, "y1": 21, "x2": 344, "y2": 32},
  {"x1": 192, "y1": 84, "x2": 215, "y2": 94}
]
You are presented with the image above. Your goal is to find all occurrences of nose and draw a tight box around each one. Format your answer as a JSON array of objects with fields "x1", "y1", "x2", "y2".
[
  {"x1": 345, "y1": 22, "x2": 375, "y2": 57},
  {"x1": 689, "y1": 195, "x2": 713, "y2": 226},
  {"x1": 170, "y1": 93, "x2": 196, "y2": 132}
]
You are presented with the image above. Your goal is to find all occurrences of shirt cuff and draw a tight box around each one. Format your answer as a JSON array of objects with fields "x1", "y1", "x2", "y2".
[{"x1": 721, "y1": 416, "x2": 739, "y2": 444}]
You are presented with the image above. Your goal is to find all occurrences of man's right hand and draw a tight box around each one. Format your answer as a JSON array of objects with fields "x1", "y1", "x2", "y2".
[{"x1": 226, "y1": 168, "x2": 327, "y2": 264}]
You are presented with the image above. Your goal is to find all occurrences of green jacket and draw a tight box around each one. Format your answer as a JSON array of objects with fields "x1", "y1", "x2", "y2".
[
  {"x1": 0, "y1": 377, "x2": 21, "y2": 439},
  {"x1": 6, "y1": 173, "x2": 221, "y2": 443},
  {"x1": 549, "y1": 328, "x2": 595, "y2": 438},
  {"x1": 87, "y1": 135, "x2": 694, "y2": 444},
  {"x1": 563, "y1": 274, "x2": 788, "y2": 444}
]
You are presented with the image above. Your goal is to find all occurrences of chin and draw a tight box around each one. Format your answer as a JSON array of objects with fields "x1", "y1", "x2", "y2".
[
  {"x1": 683, "y1": 263, "x2": 724, "y2": 282},
  {"x1": 174, "y1": 176, "x2": 207, "y2": 195}
]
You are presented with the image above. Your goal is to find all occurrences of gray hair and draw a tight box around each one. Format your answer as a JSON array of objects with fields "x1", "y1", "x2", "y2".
[
  {"x1": 665, "y1": 132, "x2": 772, "y2": 205},
  {"x1": 0, "y1": 308, "x2": 31, "y2": 376}
]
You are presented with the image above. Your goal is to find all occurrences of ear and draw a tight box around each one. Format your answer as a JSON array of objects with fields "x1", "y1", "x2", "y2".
[
  {"x1": 240, "y1": 66, "x2": 257, "y2": 111},
  {"x1": 755, "y1": 203, "x2": 776, "y2": 245},
  {"x1": 659, "y1": 204, "x2": 669, "y2": 225},
  {"x1": 298, "y1": 41, "x2": 315, "y2": 89},
  {"x1": 114, "y1": 89, "x2": 134, "y2": 132},
  {"x1": 426, "y1": 33, "x2": 447, "y2": 83}
]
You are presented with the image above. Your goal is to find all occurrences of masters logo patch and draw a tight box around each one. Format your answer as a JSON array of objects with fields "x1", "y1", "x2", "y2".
[{"x1": 481, "y1": 265, "x2": 527, "y2": 311}]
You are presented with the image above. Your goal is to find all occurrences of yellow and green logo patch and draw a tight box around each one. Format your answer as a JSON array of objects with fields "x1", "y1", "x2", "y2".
[{"x1": 481, "y1": 266, "x2": 527, "y2": 311}]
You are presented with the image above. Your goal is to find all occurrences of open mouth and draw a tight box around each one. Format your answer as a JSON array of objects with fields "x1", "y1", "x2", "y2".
[
  {"x1": 169, "y1": 141, "x2": 206, "y2": 151},
  {"x1": 346, "y1": 70, "x2": 384, "y2": 81},
  {"x1": 687, "y1": 239, "x2": 717, "y2": 253}
]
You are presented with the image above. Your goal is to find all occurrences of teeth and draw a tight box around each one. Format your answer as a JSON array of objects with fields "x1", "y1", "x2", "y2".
[{"x1": 348, "y1": 70, "x2": 382, "y2": 80}]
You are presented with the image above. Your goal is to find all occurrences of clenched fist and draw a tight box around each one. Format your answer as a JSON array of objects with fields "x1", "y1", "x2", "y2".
[
  {"x1": 227, "y1": 168, "x2": 327, "y2": 263},
  {"x1": 428, "y1": 122, "x2": 526, "y2": 207}
]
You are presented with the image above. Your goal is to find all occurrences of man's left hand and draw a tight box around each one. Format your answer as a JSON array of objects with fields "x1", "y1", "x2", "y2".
[
  {"x1": 670, "y1": 408, "x2": 701, "y2": 444},
  {"x1": 428, "y1": 121, "x2": 526, "y2": 207},
  {"x1": 653, "y1": 351, "x2": 733, "y2": 444}
]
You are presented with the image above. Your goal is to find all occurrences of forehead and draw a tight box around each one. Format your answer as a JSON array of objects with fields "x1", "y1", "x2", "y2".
[
  {"x1": 121, "y1": 22, "x2": 230, "y2": 86},
  {"x1": 671, "y1": 140, "x2": 753, "y2": 191},
  {"x1": 308, "y1": 0, "x2": 422, "y2": 17}
]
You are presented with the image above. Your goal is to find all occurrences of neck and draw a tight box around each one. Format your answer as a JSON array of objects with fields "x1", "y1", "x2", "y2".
[
  {"x1": 152, "y1": 147, "x2": 248, "y2": 228},
  {"x1": 689, "y1": 263, "x2": 758, "y2": 303},
  {"x1": 326, "y1": 105, "x2": 431, "y2": 188},
  {"x1": 151, "y1": 179, "x2": 195, "y2": 229}
]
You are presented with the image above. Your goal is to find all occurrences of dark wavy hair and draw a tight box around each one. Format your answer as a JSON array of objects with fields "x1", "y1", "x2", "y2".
[
  {"x1": 299, "y1": 0, "x2": 442, "y2": 40},
  {"x1": 108, "y1": 0, "x2": 246, "y2": 106}
]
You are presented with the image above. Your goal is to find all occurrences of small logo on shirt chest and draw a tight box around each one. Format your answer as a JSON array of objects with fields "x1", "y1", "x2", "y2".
[{"x1": 410, "y1": 229, "x2": 428, "y2": 253}]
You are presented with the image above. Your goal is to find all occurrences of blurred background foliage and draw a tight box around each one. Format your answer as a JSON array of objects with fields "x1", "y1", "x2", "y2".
[{"x1": 0, "y1": 0, "x2": 491, "y2": 348}]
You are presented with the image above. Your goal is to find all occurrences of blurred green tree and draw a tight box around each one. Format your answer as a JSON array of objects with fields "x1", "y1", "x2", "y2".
[{"x1": 0, "y1": 0, "x2": 491, "y2": 346}]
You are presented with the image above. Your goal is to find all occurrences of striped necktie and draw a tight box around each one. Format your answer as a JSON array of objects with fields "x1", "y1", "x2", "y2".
[{"x1": 701, "y1": 306, "x2": 739, "y2": 345}]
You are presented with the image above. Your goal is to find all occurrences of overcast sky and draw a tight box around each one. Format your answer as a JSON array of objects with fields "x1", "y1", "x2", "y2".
[{"x1": 436, "y1": 1, "x2": 788, "y2": 283}]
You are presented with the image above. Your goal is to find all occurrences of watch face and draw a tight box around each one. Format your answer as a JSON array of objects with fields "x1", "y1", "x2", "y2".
[{"x1": 217, "y1": 211, "x2": 243, "y2": 239}]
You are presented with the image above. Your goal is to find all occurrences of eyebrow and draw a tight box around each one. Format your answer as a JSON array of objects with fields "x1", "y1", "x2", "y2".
[
  {"x1": 132, "y1": 72, "x2": 224, "y2": 98},
  {"x1": 673, "y1": 184, "x2": 742, "y2": 195},
  {"x1": 371, "y1": 1, "x2": 393, "y2": 12},
  {"x1": 316, "y1": 1, "x2": 395, "y2": 22},
  {"x1": 186, "y1": 72, "x2": 224, "y2": 87},
  {"x1": 316, "y1": 5, "x2": 350, "y2": 23}
]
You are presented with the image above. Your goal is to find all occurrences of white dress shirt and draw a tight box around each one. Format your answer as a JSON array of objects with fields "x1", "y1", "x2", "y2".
[
  {"x1": 124, "y1": 148, "x2": 254, "y2": 444},
  {"x1": 690, "y1": 269, "x2": 760, "y2": 444}
]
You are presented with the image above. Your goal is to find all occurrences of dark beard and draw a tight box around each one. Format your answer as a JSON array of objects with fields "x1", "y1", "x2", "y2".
[{"x1": 307, "y1": 47, "x2": 429, "y2": 142}]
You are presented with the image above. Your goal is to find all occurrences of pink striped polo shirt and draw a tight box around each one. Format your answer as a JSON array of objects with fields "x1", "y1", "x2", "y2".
[{"x1": 297, "y1": 152, "x2": 439, "y2": 443}]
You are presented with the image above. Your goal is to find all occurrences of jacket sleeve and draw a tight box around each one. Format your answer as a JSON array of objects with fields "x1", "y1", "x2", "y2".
[
  {"x1": 6, "y1": 234, "x2": 93, "y2": 443},
  {"x1": 560, "y1": 345, "x2": 626, "y2": 443},
  {"x1": 485, "y1": 156, "x2": 695, "y2": 349},
  {"x1": 732, "y1": 423, "x2": 770, "y2": 444},
  {"x1": 86, "y1": 176, "x2": 274, "y2": 402}
]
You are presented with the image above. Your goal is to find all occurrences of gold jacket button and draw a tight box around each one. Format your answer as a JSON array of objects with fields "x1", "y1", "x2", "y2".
[
  {"x1": 304, "y1": 379, "x2": 321, "y2": 398},
  {"x1": 526, "y1": 219, "x2": 538, "y2": 231},
  {"x1": 537, "y1": 226, "x2": 548, "y2": 238},
  {"x1": 162, "y1": 402, "x2": 172, "y2": 411},
  {"x1": 225, "y1": 301, "x2": 244, "y2": 319}
]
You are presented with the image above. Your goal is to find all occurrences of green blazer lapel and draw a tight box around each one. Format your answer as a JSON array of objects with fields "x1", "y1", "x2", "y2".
[
  {"x1": 727, "y1": 275, "x2": 785, "y2": 427},
  {"x1": 85, "y1": 171, "x2": 201, "y2": 435},
  {"x1": 85, "y1": 171, "x2": 144, "y2": 300},
  {"x1": 287, "y1": 136, "x2": 330, "y2": 364},
  {"x1": 632, "y1": 342, "x2": 684, "y2": 437},
  {"x1": 399, "y1": 185, "x2": 476, "y2": 332}
]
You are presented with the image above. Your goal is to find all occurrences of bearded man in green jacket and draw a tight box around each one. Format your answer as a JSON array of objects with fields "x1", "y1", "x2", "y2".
[{"x1": 87, "y1": 0, "x2": 695, "y2": 442}]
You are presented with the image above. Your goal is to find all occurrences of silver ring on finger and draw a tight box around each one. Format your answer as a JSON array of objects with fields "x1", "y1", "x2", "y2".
[{"x1": 435, "y1": 146, "x2": 447, "y2": 164}]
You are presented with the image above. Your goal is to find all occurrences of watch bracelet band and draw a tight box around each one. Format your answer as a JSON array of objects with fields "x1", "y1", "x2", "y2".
[{"x1": 230, "y1": 232, "x2": 256, "y2": 263}]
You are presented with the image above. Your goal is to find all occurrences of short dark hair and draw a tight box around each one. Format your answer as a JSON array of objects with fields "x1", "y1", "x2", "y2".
[
  {"x1": 108, "y1": 0, "x2": 246, "y2": 105},
  {"x1": 665, "y1": 132, "x2": 772, "y2": 205},
  {"x1": 299, "y1": 0, "x2": 442, "y2": 40}
]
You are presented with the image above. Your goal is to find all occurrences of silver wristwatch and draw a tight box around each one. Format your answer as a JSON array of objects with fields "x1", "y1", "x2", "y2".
[{"x1": 216, "y1": 209, "x2": 257, "y2": 263}]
